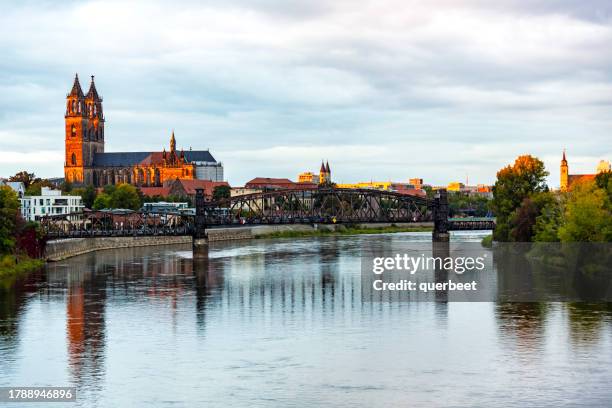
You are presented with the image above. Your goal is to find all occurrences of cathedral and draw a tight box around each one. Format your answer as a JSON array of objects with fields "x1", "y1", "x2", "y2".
[
  {"x1": 64, "y1": 74, "x2": 223, "y2": 187},
  {"x1": 560, "y1": 150, "x2": 610, "y2": 191}
]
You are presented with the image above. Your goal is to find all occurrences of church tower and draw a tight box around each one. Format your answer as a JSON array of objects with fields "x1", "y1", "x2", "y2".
[
  {"x1": 560, "y1": 150, "x2": 569, "y2": 192},
  {"x1": 64, "y1": 74, "x2": 105, "y2": 185}
]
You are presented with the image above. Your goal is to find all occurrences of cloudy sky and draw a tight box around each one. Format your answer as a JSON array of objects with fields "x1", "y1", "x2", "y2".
[{"x1": 1, "y1": 0, "x2": 611, "y2": 187}]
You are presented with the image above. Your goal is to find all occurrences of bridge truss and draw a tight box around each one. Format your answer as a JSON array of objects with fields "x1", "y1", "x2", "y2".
[{"x1": 40, "y1": 187, "x2": 493, "y2": 239}]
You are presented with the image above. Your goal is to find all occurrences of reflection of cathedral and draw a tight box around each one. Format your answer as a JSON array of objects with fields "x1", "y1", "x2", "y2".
[
  {"x1": 64, "y1": 74, "x2": 224, "y2": 187},
  {"x1": 560, "y1": 150, "x2": 610, "y2": 191}
]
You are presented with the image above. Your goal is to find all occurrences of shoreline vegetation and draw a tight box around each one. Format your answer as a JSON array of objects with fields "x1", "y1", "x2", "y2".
[
  {"x1": 255, "y1": 225, "x2": 433, "y2": 239},
  {"x1": 0, "y1": 254, "x2": 45, "y2": 282}
]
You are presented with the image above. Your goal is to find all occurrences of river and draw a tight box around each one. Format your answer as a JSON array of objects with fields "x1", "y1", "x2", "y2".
[{"x1": 1, "y1": 232, "x2": 611, "y2": 407}]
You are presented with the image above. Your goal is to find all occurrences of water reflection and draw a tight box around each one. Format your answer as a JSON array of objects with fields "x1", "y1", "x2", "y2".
[{"x1": 0, "y1": 234, "x2": 611, "y2": 406}]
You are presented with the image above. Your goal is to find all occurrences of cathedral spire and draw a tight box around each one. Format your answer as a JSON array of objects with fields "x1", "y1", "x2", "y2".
[
  {"x1": 86, "y1": 75, "x2": 101, "y2": 100},
  {"x1": 170, "y1": 130, "x2": 176, "y2": 153},
  {"x1": 68, "y1": 73, "x2": 84, "y2": 97}
]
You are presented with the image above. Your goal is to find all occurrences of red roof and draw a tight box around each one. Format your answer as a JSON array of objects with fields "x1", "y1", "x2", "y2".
[
  {"x1": 568, "y1": 174, "x2": 596, "y2": 188},
  {"x1": 139, "y1": 187, "x2": 171, "y2": 197},
  {"x1": 172, "y1": 179, "x2": 229, "y2": 196},
  {"x1": 245, "y1": 177, "x2": 296, "y2": 188}
]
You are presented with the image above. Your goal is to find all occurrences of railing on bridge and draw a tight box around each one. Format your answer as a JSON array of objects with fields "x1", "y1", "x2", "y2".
[
  {"x1": 40, "y1": 209, "x2": 194, "y2": 239},
  {"x1": 449, "y1": 217, "x2": 496, "y2": 231}
]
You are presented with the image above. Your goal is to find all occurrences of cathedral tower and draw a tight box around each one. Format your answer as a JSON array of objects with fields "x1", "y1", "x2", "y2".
[
  {"x1": 64, "y1": 74, "x2": 105, "y2": 185},
  {"x1": 560, "y1": 150, "x2": 569, "y2": 192}
]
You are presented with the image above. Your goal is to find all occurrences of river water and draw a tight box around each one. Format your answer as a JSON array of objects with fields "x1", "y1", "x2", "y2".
[{"x1": 1, "y1": 232, "x2": 611, "y2": 407}]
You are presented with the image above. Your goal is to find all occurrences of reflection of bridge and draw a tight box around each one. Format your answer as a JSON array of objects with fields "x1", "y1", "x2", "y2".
[{"x1": 40, "y1": 188, "x2": 494, "y2": 241}]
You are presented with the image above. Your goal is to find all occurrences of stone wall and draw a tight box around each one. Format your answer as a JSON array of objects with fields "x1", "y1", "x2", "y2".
[
  {"x1": 45, "y1": 222, "x2": 434, "y2": 261},
  {"x1": 45, "y1": 236, "x2": 191, "y2": 261}
]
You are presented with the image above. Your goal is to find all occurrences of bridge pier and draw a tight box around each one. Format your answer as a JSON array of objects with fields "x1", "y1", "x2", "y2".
[
  {"x1": 193, "y1": 188, "x2": 209, "y2": 259},
  {"x1": 432, "y1": 189, "x2": 450, "y2": 242}
]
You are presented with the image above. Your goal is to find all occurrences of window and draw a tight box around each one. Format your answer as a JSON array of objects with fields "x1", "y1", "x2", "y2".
[
  {"x1": 71, "y1": 153, "x2": 77, "y2": 166},
  {"x1": 71, "y1": 125, "x2": 77, "y2": 137}
]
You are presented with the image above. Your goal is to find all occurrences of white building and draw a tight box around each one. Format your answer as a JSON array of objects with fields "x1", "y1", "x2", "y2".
[
  {"x1": 20, "y1": 187, "x2": 83, "y2": 221},
  {"x1": 194, "y1": 160, "x2": 224, "y2": 182}
]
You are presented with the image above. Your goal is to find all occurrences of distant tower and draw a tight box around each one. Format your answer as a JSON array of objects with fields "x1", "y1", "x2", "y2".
[
  {"x1": 319, "y1": 161, "x2": 326, "y2": 184},
  {"x1": 560, "y1": 150, "x2": 569, "y2": 192},
  {"x1": 170, "y1": 130, "x2": 176, "y2": 153},
  {"x1": 326, "y1": 161, "x2": 331, "y2": 182},
  {"x1": 64, "y1": 74, "x2": 105, "y2": 185}
]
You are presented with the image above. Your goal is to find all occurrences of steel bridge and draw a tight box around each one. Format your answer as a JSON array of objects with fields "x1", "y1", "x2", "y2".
[{"x1": 40, "y1": 187, "x2": 494, "y2": 240}]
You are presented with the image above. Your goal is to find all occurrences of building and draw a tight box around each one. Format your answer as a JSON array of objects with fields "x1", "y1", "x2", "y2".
[
  {"x1": 560, "y1": 150, "x2": 610, "y2": 191},
  {"x1": 0, "y1": 180, "x2": 25, "y2": 198},
  {"x1": 63, "y1": 74, "x2": 224, "y2": 188},
  {"x1": 298, "y1": 172, "x2": 315, "y2": 183},
  {"x1": 409, "y1": 178, "x2": 424, "y2": 189},
  {"x1": 165, "y1": 179, "x2": 230, "y2": 202},
  {"x1": 244, "y1": 177, "x2": 318, "y2": 190},
  {"x1": 447, "y1": 182, "x2": 465, "y2": 192},
  {"x1": 20, "y1": 187, "x2": 83, "y2": 221},
  {"x1": 335, "y1": 181, "x2": 425, "y2": 197},
  {"x1": 231, "y1": 187, "x2": 263, "y2": 197}
]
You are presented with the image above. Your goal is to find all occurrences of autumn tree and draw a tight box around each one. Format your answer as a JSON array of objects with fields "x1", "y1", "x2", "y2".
[{"x1": 491, "y1": 155, "x2": 549, "y2": 241}]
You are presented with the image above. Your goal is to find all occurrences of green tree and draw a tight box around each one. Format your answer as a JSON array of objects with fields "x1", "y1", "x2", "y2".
[
  {"x1": 0, "y1": 186, "x2": 20, "y2": 253},
  {"x1": 110, "y1": 184, "x2": 141, "y2": 210},
  {"x1": 595, "y1": 170, "x2": 612, "y2": 203},
  {"x1": 72, "y1": 185, "x2": 97, "y2": 209},
  {"x1": 558, "y1": 181, "x2": 612, "y2": 242},
  {"x1": 533, "y1": 195, "x2": 563, "y2": 242},
  {"x1": 92, "y1": 193, "x2": 112, "y2": 210},
  {"x1": 492, "y1": 155, "x2": 549, "y2": 241},
  {"x1": 213, "y1": 185, "x2": 231, "y2": 201}
]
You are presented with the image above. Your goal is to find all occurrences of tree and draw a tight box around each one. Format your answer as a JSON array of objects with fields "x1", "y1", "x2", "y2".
[
  {"x1": 492, "y1": 155, "x2": 549, "y2": 241},
  {"x1": 60, "y1": 180, "x2": 73, "y2": 193},
  {"x1": 509, "y1": 192, "x2": 555, "y2": 242},
  {"x1": 9, "y1": 171, "x2": 36, "y2": 188},
  {"x1": 0, "y1": 186, "x2": 20, "y2": 253},
  {"x1": 110, "y1": 184, "x2": 141, "y2": 210},
  {"x1": 558, "y1": 180, "x2": 612, "y2": 242},
  {"x1": 72, "y1": 185, "x2": 97, "y2": 209},
  {"x1": 25, "y1": 179, "x2": 55, "y2": 196},
  {"x1": 533, "y1": 195, "x2": 562, "y2": 242},
  {"x1": 92, "y1": 193, "x2": 112, "y2": 210},
  {"x1": 595, "y1": 170, "x2": 612, "y2": 203},
  {"x1": 213, "y1": 185, "x2": 231, "y2": 201}
]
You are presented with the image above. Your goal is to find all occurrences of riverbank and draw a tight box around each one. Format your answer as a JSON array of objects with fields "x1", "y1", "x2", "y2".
[
  {"x1": 44, "y1": 223, "x2": 435, "y2": 261},
  {"x1": 0, "y1": 254, "x2": 45, "y2": 281},
  {"x1": 256, "y1": 224, "x2": 432, "y2": 239}
]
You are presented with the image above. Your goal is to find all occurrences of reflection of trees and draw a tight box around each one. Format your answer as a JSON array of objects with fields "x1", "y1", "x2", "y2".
[
  {"x1": 566, "y1": 303, "x2": 612, "y2": 348},
  {"x1": 0, "y1": 270, "x2": 45, "y2": 351},
  {"x1": 495, "y1": 303, "x2": 549, "y2": 352}
]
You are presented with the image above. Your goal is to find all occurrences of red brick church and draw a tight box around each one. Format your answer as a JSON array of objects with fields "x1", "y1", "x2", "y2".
[{"x1": 63, "y1": 74, "x2": 224, "y2": 189}]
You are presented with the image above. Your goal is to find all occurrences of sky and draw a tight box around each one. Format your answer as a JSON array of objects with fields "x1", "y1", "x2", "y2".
[{"x1": 0, "y1": 0, "x2": 611, "y2": 187}]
